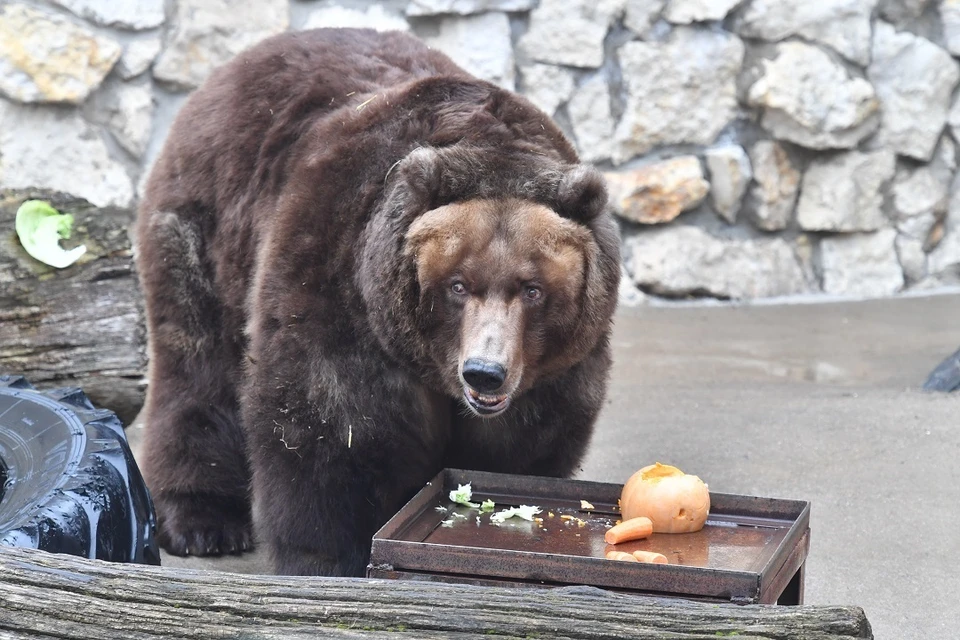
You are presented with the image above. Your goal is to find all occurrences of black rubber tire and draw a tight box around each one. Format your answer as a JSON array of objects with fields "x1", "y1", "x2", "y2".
[
  {"x1": 923, "y1": 347, "x2": 960, "y2": 392},
  {"x1": 0, "y1": 375, "x2": 160, "y2": 564}
]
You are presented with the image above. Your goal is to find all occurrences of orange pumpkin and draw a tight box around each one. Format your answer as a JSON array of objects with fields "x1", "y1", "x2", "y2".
[{"x1": 620, "y1": 462, "x2": 710, "y2": 533}]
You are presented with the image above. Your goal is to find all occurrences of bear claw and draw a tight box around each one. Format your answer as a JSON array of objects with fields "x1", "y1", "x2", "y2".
[{"x1": 154, "y1": 492, "x2": 253, "y2": 557}]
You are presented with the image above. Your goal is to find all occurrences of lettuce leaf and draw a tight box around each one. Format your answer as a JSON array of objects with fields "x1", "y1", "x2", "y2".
[
  {"x1": 15, "y1": 200, "x2": 86, "y2": 268},
  {"x1": 490, "y1": 505, "x2": 541, "y2": 523},
  {"x1": 448, "y1": 483, "x2": 480, "y2": 508}
]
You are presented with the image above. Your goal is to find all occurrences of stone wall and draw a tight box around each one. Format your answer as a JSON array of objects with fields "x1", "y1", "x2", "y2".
[{"x1": 2, "y1": 0, "x2": 960, "y2": 301}]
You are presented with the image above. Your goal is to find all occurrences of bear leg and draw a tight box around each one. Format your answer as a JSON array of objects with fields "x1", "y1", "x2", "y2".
[
  {"x1": 139, "y1": 397, "x2": 253, "y2": 556},
  {"x1": 241, "y1": 352, "x2": 447, "y2": 576},
  {"x1": 245, "y1": 406, "x2": 440, "y2": 576},
  {"x1": 249, "y1": 443, "x2": 429, "y2": 576},
  {"x1": 137, "y1": 211, "x2": 253, "y2": 556}
]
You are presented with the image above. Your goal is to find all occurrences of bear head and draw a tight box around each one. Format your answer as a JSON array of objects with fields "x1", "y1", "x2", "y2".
[{"x1": 359, "y1": 144, "x2": 620, "y2": 418}]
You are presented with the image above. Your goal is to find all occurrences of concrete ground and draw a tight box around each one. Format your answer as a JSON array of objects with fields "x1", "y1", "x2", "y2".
[
  {"x1": 129, "y1": 291, "x2": 960, "y2": 640},
  {"x1": 587, "y1": 292, "x2": 959, "y2": 640}
]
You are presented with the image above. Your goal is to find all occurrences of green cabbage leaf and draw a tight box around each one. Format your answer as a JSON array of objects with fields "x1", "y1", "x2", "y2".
[{"x1": 15, "y1": 200, "x2": 86, "y2": 268}]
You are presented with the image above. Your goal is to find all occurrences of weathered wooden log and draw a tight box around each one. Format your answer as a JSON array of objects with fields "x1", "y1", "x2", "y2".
[
  {"x1": 0, "y1": 546, "x2": 872, "y2": 639},
  {"x1": 0, "y1": 189, "x2": 146, "y2": 424}
]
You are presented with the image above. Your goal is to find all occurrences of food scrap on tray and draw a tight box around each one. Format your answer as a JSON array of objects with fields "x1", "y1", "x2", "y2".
[
  {"x1": 443, "y1": 465, "x2": 710, "y2": 566},
  {"x1": 443, "y1": 481, "x2": 544, "y2": 526},
  {"x1": 490, "y1": 505, "x2": 542, "y2": 523},
  {"x1": 605, "y1": 549, "x2": 667, "y2": 564},
  {"x1": 604, "y1": 516, "x2": 653, "y2": 544},
  {"x1": 631, "y1": 550, "x2": 669, "y2": 564},
  {"x1": 448, "y1": 483, "x2": 480, "y2": 508}
]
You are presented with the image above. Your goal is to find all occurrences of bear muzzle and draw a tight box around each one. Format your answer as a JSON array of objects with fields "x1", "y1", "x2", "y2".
[
  {"x1": 460, "y1": 358, "x2": 512, "y2": 416},
  {"x1": 462, "y1": 358, "x2": 506, "y2": 392}
]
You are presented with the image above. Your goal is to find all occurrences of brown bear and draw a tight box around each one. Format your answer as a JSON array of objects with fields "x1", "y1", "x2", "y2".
[{"x1": 135, "y1": 28, "x2": 620, "y2": 576}]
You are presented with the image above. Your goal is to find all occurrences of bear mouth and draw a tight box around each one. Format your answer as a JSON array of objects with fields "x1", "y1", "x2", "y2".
[{"x1": 463, "y1": 386, "x2": 510, "y2": 416}]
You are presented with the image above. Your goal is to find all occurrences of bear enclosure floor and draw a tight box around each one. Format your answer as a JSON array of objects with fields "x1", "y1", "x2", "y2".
[{"x1": 127, "y1": 290, "x2": 960, "y2": 640}]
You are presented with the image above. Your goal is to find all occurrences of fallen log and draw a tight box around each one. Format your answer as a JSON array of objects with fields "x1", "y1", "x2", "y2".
[
  {"x1": 0, "y1": 546, "x2": 872, "y2": 639},
  {"x1": 0, "y1": 189, "x2": 146, "y2": 424}
]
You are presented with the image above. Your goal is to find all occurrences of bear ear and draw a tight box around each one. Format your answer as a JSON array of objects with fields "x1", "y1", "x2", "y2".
[
  {"x1": 556, "y1": 165, "x2": 608, "y2": 222},
  {"x1": 398, "y1": 146, "x2": 442, "y2": 212}
]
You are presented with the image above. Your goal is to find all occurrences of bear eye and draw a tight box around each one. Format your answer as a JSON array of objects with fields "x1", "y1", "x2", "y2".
[
  {"x1": 524, "y1": 285, "x2": 543, "y2": 302},
  {"x1": 451, "y1": 281, "x2": 468, "y2": 296}
]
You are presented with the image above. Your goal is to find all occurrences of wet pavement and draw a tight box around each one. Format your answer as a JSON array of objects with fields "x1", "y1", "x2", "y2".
[{"x1": 128, "y1": 291, "x2": 960, "y2": 640}]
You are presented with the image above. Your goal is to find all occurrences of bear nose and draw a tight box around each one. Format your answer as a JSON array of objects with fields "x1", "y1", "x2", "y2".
[{"x1": 462, "y1": 358, "x2": 507, "y2": 393}]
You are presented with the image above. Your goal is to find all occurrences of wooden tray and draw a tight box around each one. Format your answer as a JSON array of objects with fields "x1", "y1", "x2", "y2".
[{"x1": 367, "y1": 469, "x2": 810, "y2": 604}]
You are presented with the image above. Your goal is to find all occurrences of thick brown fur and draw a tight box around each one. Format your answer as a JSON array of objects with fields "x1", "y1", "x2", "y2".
[{"x1": 135, "y1": 28, "x2": 620, "y2": 576}]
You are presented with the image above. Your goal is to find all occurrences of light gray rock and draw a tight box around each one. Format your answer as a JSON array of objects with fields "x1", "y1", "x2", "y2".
[
  {"x1": 868, "y1": 22, "x2": 960, "y2": 162},
  {"x1": 623, "y1": 225, "x2": 808, "y2": 299},
  {"x1": 746, "y1": 42, "x2": 879, "y2": 150},
  {"x1": 797, "y1": 150, "x2": 896, "y2": 232},
  {"x1": 892, "y1": 136, "x2": 955, "y2": 227},
  {"x1": 927, "y1": 181, "x2": 960, "y2": 281},
  {"x1": 737, "y1": 0, "x2": 876, "y2": 65},
  {"x1": 705, "y1": 145, "x2": 751, "y2": 224},
  {"x1": 794, "y1": 234, "x2": 819, "y2": 290},
  {"x1": 422, "y1": 12, "x2": 514, "y2": 90},
  {"x1": 896, "y1": 234, "x2": 928, "y2": 284},
  {"x1": 0, "y1": 3, "x2": 121, "y2": 104},
  {"x1": 518, "y1": 0, "x2": 625, "y2": 69},
  {"x1": 618, "y1": 264, "x2": 648, "y2": 306},
  {"x1": 0, "y1": 99, "x2": 134, "y2": 208},
  {"x1": 878, "y1": 0, "x2": 930, "y2": 24},
  {"x1": 929, "y1": 219, "x2": 960, "y2": 282},
  {"x1": 49, "y1": 0, "x2": 165, "y2": 31},
  {"x1": 928, "y1": 235, "x2": 960, "y2": 282},
  {"x1": 747, "y1": 141, "x2": 799, "y2": 232},
  {"x1": 614, "y1": 28, "x2": 743, "y2": 163},
  {"x1": 86, "y1": 80, "x2": 154, "y2": 158},
  {"x1": 153, "y1": 0, "x2": 288, "y2": 90},
  {"x1": 113, "y1": 84, "x2": 154, "y2": 159},
  {"x1": 624, "y1": 0, "x2": 666, "y2": 32},
  {"x1": 942, "y1": 0, "x2": 960, "y2": 56},
  {"x1": 568, "y1": 75, "x2": 615, "y2": 162},
  {"x1": 519, "y1": 63, "x2": 576, "y2": 116},
  {"x1": 897, "y1": 213, "x2": 938, "y2": 245},
  {"x1": 303, "y1": 5, "x2": 410, "y2": 31},
  {"x1": 948, "y1": 93, "x2": 960, "y2": 144},
  {"x1": 664, "y1": 0, "x2": 742, "y2": 24},
  {"x1": 820, "y1": 230, "x2": 905, "y2": 297},
  {"x1": 406, "y1": 0, "x2": 537, "y2": 16},
  {"x1": 939, "y1": 129, "x2": 959, "y2": 171},
  {"x1": 116, "y1": 38, "x2": 162, "y2": 80},
  {"x1": 605, "y1": 156, "x2": 710, "y2": 224}
]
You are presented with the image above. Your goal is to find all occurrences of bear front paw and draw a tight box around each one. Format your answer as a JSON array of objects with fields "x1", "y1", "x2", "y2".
[{"x1": 154, "y1": 492, "x2": 253, "y2": 556}]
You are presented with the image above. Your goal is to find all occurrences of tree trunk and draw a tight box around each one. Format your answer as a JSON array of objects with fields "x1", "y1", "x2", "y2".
[
  {"x1": 0, "y1": 546, "x2": 872, "y2": 639},
  {"x1": 0, "y1": 190, "x2": 146, "y2": 424}
]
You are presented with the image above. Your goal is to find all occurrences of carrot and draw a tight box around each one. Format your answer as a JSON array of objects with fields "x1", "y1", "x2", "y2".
[
  {"x1": 605, "y1": 550, "x2": 639, "y2": 562},
  {"x1": 604, "y1": 516, "x2": 653, "y2": 544},
  {"x1": 632, "y1": 550, "x2": 668, "y2": 564}
]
